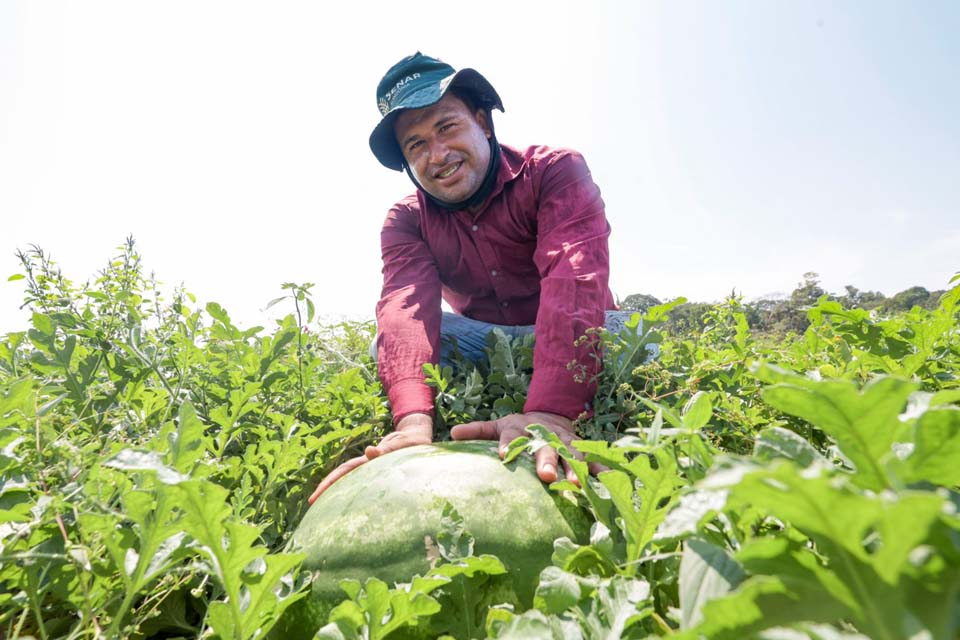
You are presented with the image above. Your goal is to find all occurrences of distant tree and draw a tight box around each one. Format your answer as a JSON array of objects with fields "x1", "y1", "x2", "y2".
[
  {"x1": 619, "y1": 293, "x2": 662, "y2": 313},
  {"x1": 790, "y1": 272, "x2": 826, "y2": 307},
  {"x1": 619, "y1": 274, "x2": 945, "y2": 339},
  {"x1": 664, "y1": 302, "x2": 713, "y2": 335},
  {"x1": 745, "y1": 298, "x2": 782, "y2": 334},
  {"x1": 882, "y1": 286, "x2": 943, "y2": 312},
  {"x1": 839, "y1": 285, "x2": 886, "y2": 310}
]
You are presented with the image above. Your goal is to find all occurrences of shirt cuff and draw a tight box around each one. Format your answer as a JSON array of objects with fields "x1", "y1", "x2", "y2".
[
  {"x1": 388, "y1": 378, "x2": 436, "y2": 425},
  {"x1": 523, "y1": 366, "x2": 594, "y2": 420}
]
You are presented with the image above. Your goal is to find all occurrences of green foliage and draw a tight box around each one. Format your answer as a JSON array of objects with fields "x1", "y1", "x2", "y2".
[
  {"x1": 619, "y1": 293, "x2": 663, "y2": 314},
  {"x1": 2, "y1": 241, "x2": 958, "y2": 638},
  {"x1": 1, "y1": 240, "x2": 387, "y2": 638},
  {"x1": 630, "y1": 272, "x2": 950, "y2": 339},
  {"x1": 424, "y1": 329, "x2": 534, "y2": 440}
]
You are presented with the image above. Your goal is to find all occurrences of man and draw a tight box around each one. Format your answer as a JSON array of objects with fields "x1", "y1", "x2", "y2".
[{"x1": 309, "y1": 53, "x2": 620, "y2": 503}]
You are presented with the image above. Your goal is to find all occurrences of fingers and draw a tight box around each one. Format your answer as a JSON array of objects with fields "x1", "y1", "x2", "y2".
[
  {"x1": 588, "y1": 461, "x2": 609, "y2": 476},
  {"x1": 450, "y1": 420, "x2": 501, "y2": 441},
  {"x1": 308, "y1": 455, "x2": 368, "y2": 504},
  {"x1": 365, "y1": 435, "x2": 398, "y2": 460},
  {"x1": 451, "y1": 418, "x2": 532, "y2": 459},
  {"x1": 534, "y1": 442, "x2": 560, "y2": 483},
  {"x1": 450, "y1": 414, "x2": 596, "y2": 485},
  {"x1": 366, "y1": 429, "x2": 433, "y2": 460},
  {"x1": 363, "y1": 435, "x2": 401, "y2": 460}
]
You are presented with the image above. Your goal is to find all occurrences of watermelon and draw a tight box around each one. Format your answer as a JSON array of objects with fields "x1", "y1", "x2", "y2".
[{"x1": 277, "y1": 440, "x2": 590, "y2": 637}]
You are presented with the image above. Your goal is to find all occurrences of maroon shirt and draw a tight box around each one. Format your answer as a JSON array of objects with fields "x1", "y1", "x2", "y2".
[{"x1": 376, "y1": 143, "x2": 616, "y2": 424}]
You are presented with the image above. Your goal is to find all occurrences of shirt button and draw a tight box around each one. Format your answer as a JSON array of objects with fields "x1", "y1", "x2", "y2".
[
  {"x1": 471, "y1": 224, "x2": 479, "y2": 231},
  {"x1": 490, "y1": 269, "x2": 498, "y2": 277},
  {"x1": 501, "y1": 301, "x2": 509, "y2": 308}
]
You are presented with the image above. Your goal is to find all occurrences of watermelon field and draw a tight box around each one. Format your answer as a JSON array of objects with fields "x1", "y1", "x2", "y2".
[{"x1": 1, "y1": 241, "x2": 959, "y2": 639}]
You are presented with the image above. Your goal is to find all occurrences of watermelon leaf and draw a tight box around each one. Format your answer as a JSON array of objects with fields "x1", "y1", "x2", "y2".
[{"x1": 678, "y1": 537, "x2": 746, "y2": 628}]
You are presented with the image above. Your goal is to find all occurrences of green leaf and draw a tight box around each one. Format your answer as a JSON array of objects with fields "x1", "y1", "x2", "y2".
[
  {"x1": 167, "y1": 401, "x2": 206, "y2": 474},
  {"x1": 550, "y1": 535, "x2": 617, "y2": 577},
  {"x1": 205, "y1": 301, "x2": 232, "y2": 325},
  {"x1": 572, "y1": 439, "x2": 630, "y2": 470},
  {"x1": 7, "y1": 273, "x2": 25, "y2": 281},
  {"x1": 315, "y1": 619, "x2": 360, "y2": 640},
  {"x1": 176, "y1": 479, "x2": 308, "y2": 639},
  {"x1": 647, "y1": 409, "x2": 664, "y2": 446},
  {"x1": 534, "y1": 566, "x2": 582, "y2": 614},
  {"x1": 682, "y1": 391, "x2": 713, "y2": 430},
  {"x1": 754, "y1": 427, "x2": 825, "y2": 467},
  {"x1": 327, "y1": 577, "x2": 442, "y2": 640},
  {"x1": 485, "y1": 609, "x2": 562, "y2": 640},
  {"x1": 905, "y1": 408, "x2": 960, "y2": 486},
  {"x1": 733, "y1": 463, "x2": 944, "y2": 584},
  {"x1": 430, "y1": 554, "x2": 506, "y2": 580},
  {"x1": 723, "y1": 462, "x2": 951, "y2": 638},
  {"x1": 679, "y1": 537, "x2": 747, "y2": 629},
  {"x1": 583, "y1": 576, "x2": 651, "y2": 638},
  {"x1": 264, "y1": 296, "x2": 287, "y2": 310},
  {"x1": 597, "y1": 448, "x2": 682, "y2": 562},
  {"x1": 435, "y1": 506, "x2": 472, "y2": 563},
  {"x1": 686, "y1": 574, "x2": 842, "y2": 640},
  {"x1": 759, "y1": 369, "x2": 916, "y2": 490},
  {"x1": 206, "y1": 601, "x2": 236, "y2": 639},
  {"x1": 929, "y1": 389, "x2": 960, "y2": 408},
  {"x1": 502, "y1": 436, "x2": 530, "y2": 463},
  {"x1": 104, "y1": 449, "x2": 187, "y2": 485},
  {"x1": 682, "y1": 533, "x2": 864, "y2": 638},
  {"x1": 143, "y1": 531, "x2": 187, "y2": 581},
  {"x1": 339, "y1": 579, "x2": 362, "y2": 601}
]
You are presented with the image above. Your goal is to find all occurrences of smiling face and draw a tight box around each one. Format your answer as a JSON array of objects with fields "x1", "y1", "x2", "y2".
[{"x1": 394, "y1": 92, "x2": 492, "y2": 204}]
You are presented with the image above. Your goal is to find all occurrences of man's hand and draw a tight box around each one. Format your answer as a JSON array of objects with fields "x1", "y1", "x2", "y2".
[
  {"x1": 308, "y1": 413, "x2": 433, "y2": 504},
  {"x1": 451, "y1": 411, "x2": 585, "y2": 484}
]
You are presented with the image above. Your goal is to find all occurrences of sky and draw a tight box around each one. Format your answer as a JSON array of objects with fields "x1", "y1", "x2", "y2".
[{"x1": 2, "y1": 1, "x2": 958, "y2": 333}]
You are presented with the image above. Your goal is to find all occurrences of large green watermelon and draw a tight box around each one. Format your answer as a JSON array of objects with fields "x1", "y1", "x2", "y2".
[{"x1": 278, "y1": 440, "x2": 590, "y2": 637}]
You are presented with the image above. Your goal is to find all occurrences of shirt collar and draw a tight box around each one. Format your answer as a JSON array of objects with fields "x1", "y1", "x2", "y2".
[{"x1": 465, "y1": 143, "x2": 525, "y2": 217}]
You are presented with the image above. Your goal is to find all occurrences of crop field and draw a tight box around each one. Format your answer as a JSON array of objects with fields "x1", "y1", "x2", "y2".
[{"x1": 1, "y1": 242, "x2": 958, "y2": 639}]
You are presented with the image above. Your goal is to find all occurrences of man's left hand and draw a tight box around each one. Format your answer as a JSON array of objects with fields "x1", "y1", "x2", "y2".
[{"x1": 451, "y1": 411, "x2": 582, "y2": 484}]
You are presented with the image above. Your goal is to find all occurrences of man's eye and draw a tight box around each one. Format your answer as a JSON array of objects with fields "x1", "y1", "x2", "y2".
[
  {"x1": 408, "y1": 140, "x2": 424, "y2": 152},
  {"x1": 440, "y1": 123, "x2": 455, "y2": 133}
]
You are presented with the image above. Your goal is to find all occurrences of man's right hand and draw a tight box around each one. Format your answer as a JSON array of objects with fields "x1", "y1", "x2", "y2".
[{"x1": 307, "y1": 413, "x2": 433, "y2": 504}]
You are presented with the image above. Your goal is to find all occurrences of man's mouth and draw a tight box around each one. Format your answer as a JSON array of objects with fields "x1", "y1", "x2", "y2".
[{"x1": 435, "y1": 162, "x2": 462, "y2": 180}]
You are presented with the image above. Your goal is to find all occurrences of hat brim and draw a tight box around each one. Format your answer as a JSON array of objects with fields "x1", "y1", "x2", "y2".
[{"x1": 369, "y1": 68, "x2": 504, "y2": 171}]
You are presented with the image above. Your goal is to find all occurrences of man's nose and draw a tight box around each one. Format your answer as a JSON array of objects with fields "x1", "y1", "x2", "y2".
[{"x1": 427, "y1": 139, "x2": 450, "y2": 166}]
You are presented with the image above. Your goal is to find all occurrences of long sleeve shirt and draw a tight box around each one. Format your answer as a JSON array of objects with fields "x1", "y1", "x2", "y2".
[{"x1": 375, "y1": 143, "x2": 616, "y2": 424}]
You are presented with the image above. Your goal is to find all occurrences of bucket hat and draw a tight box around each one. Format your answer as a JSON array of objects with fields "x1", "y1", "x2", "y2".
[{"x1": 369, "y1": 52, "x2": 504, "y2": 171}]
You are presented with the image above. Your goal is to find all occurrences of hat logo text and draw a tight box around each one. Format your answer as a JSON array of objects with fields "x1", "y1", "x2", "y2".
[{"x1": 381, "y1": 73, "x2": 421, "y2": 112}]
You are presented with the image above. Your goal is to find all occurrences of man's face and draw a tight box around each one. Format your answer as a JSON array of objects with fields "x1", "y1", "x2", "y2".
[{"x1": 394, "y1": 93, "x2": 492, "y2": 204}]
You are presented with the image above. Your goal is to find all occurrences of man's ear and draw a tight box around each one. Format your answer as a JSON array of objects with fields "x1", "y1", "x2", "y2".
[{"x1": 475, "y1": 109, "x2": 492, "y2": 139}]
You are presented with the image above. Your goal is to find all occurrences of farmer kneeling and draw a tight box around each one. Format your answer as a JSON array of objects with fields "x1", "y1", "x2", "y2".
[{"x1": 310, "y1": 53, "x2": 634, "y2": 503}]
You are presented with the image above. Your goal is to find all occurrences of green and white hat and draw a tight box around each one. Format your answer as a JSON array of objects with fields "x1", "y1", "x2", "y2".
[{"x1": 369, "y1": 52, "x2": 504, "y2": 171}]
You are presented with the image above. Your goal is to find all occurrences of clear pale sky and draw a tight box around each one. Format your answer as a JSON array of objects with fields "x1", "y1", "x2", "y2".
[{"x1": 2, "y1": 1, "x2": 958, "y2": 332}]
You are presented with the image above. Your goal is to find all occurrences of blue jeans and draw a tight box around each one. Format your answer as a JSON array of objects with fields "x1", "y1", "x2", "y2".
[
  {"x1": 370, "y1": 311, "x2": 657, "y2": 367},
  {"x1": 438, "y1": 310, "x2": 654, "y2": 368}
]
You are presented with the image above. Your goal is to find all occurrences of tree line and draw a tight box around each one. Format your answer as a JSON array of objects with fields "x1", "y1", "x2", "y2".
[{"x1": 620, "y1": 272, "x2": 948, "y2": 337}]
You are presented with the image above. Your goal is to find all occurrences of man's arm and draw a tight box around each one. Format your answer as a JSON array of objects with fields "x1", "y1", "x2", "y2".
[
  {"x1": 375, "y1": 200, "x2": 444, "y2": 424},
  {"x1": 309, "y1": 201, "x2": 441, "y2": 503},
  {"x1": 453, "y1": 149, "x2": 611, "y2": 481},
  {"x1": 525, "y1": 149, "x2": 610, "y2": 419}
]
